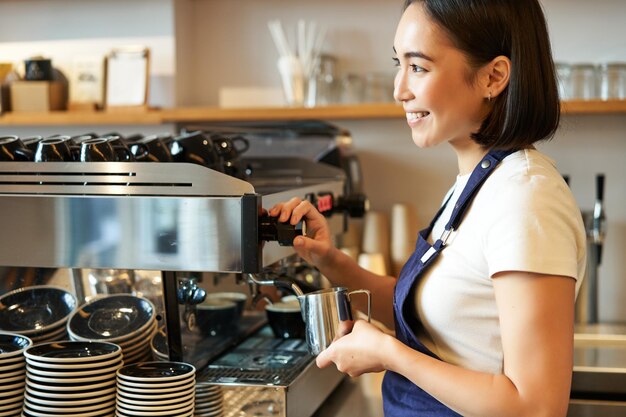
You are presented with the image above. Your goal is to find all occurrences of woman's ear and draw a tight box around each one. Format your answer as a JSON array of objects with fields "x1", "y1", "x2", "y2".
[{"x1": 483, "y1": 55, "x2": 511, "y2": 100}]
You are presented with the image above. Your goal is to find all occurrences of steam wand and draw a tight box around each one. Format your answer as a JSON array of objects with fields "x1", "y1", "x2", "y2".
[{"x1": 247, "y1": 273, "x2": 304, "y2": 297}]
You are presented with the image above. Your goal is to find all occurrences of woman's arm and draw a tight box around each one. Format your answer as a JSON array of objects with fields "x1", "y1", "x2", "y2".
[
  {"x1": 270, "y1": 198, "x2": 397, "y2": 327},
  {"x1": 317, "y1": 271, "x2": 575, "y2": 417}
]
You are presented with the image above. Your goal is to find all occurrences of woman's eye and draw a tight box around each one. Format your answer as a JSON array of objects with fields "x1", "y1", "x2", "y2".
[
  {"x1": 410, "y1": 64, "x2": 425, "y2": 73},
  {"x1": 392, "y1": 57, "x2": 400, "y2": 67}
]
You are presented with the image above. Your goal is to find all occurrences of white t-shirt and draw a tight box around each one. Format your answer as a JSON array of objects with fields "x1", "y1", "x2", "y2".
[{"x1": 413, "y1": 149, "x2": 586, "y2": 374}]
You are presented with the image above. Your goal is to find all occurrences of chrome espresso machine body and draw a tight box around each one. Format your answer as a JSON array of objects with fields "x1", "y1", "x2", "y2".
[{"x1": 0, "y1": 122, "x2": 364, "y2": 417}]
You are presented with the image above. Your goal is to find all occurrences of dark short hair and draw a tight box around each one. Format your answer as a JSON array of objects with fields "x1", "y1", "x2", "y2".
[{"x1": 403, "y1": 0, "x2": 560, "y2": 150}]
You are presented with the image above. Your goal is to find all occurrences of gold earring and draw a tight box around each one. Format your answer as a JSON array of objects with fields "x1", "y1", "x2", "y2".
[{"x1": 488, "y1": 91, "x2": 492, "y2": 102}]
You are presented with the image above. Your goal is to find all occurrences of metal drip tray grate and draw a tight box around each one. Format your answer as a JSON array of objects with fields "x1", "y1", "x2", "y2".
[{"x1": 199, "y1": 328, "x2": 313, "y2": 386}]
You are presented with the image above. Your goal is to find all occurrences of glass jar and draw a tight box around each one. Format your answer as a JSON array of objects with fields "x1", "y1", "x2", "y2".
[
  {"x1": 571, "y1": 63, "x2": 598, "y2": 100},
  {"x1": 340, "y1": 73, "x2": 364, "y2": 104},
  {"x1": 363, "y1": 72, "x2": 395, "y2": 103},
  {"x1": 307, "y1": 54, "x2": 338, "y2": 107},
  {"x1": 555, "y1": 62, "x2": 573, "y2": 100},
  {"x1": 599, "y1": 62, "x2": 626, "y2": 100}
]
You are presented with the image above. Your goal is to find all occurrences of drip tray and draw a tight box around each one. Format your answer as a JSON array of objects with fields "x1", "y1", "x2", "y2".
[{"x1": 200, "y1": 326, "x2": 312, "y2": 386}]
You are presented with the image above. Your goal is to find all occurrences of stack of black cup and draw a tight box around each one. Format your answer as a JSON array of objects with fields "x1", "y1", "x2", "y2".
[{"x1": 0, "y1": 131, "x2": 250, "y2": 178}]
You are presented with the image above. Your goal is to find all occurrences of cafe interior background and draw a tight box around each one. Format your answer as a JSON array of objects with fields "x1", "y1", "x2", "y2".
[
  {"x1": 1, "y1": 0, "x2": 624, "y2": 320},
  {"x1": 0, "y1": 0, "x2": 625, "y2": 389}
]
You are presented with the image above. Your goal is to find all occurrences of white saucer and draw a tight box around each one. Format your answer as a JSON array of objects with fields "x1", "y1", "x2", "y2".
[
  {"x1": 115, "y1": 396, "x2": 194, "y2": 411},
  {"x1": 115, "y1": 400, "x2": 194, "y2": 416},
  {"x1": 24, "y1": 395, "x2": 115, "y2": 413},
  {"x1": 26, "y1": 370, "x2": 116, "y2": 384},
  {"x1": 26, "y1": 361, "x2": 122, "y2": 378},
  {"x1": 116, "y1": 391, "x2": 194, "y2": 406},
  {"x1": 25, "y1": 385, "x2": 116, "y2": 400},
  {"x1": 117, "y1": 384, "x2": 195, "y2": 400},
  {"x1": 26, "y1": 354, "x2": 121, "y2": 370},
  {"x1": 22, "y1": 402, "x2": 115, "y2": 417},
  {"x1": 118, "y1": 379, "x2": 195, "y2": 394}
]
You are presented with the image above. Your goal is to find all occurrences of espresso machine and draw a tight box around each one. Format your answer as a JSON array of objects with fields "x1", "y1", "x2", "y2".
[{"x1": 0, "y1": 122, "x2": 367, "y2": 417}]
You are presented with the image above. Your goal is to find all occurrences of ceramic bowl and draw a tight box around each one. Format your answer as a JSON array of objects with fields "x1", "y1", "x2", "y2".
[
  {"x1": 0, "y1": 332, "x2": 32, "y2": 359},
  {"x1": 0, "y1": 286, "x2": 76, "y2": 336},
  {"x1": 67, "y1": 295, "x2": 155, "y2": 342},
  {"x1": 117, "y1": 361, "x2": 195, "y2": 383},
  {"x1": 25, "y1": 341, "x2": 122, "y2": 363}
]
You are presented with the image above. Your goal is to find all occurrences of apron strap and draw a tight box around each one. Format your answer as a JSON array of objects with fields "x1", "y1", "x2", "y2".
[{"x1": 437, "y1": 149, "x2": 517, "y2": 247}]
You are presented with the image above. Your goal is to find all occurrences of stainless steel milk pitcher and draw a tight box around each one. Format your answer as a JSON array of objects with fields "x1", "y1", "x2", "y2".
[
  {"x1": 246, "y1": 274, "x2": 372, "y2": 355},
  {"x1": 298, "y1": 287, "x2": 371, "y2": 355}
]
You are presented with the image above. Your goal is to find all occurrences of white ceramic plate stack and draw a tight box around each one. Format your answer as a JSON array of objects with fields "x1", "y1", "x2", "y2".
[
  {"x1": 0, "y1": 286, "x2": 77, "y2": 344},
  {"x1": 22, "y1": 341, "x2": 122, "y2": 417},
  {"x1": 0, "y1": 333, "x2": 32, "y2": 417},
  {"x1": 67, "y1": 294, "x2": 157, "y2": 365},
  {"x1": 116, "y1": 361, "x2": 196, "y2": 417},
  {"x1": 194, "y1": 382, "x2": 224, "y2": 417}
]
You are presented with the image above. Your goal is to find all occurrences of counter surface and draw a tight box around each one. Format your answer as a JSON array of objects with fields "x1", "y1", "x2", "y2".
[{"x1": 314, "y1": 372, "x2": 385, "y2": 417}]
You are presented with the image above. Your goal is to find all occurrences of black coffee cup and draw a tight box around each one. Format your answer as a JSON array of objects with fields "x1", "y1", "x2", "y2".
[
  {"x1": 79, "y1": 138, "x2": 116, "y2": 162},
  {"x1": 21, "y1": 136, "x2": 44, "y2": 153},
  {"x1": 196, "y1": 299, "x2": 239, "y2": 336},
  {"x1": 101, "y1": 135, "x2": 142, "y2": 162},
  {"x1": 212, "y1": 135, "x2": 249, "y2": 160},
  {"x1": 170, "y1": 131, "x2": 223, "y2": 172},
  {"x1": 0, "y1": 136, "x2": 35, "y2": 161},
  {"x1": 211, "y1": 134, "x2": 249, "y2": 178},
  {"x1": 204, "y1": 292, "x2": 248, "y2": 321},
  {"x1": 34, "y1": 136, "x2": 76, "y2": 162},
  {"x1": 130, "y1": 134, "x2": 172, "y2": 162},
  {"x1": 71, "y1": 133, "x2": 99, "y2": 144},
  {"x1": 265, "y1": 301, "x2": 306, "y2": 339}
]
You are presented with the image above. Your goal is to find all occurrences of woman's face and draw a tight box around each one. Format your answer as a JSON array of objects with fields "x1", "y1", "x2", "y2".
[{"x1": 393, "y1": 3, "x2": 488, "y2": 149}]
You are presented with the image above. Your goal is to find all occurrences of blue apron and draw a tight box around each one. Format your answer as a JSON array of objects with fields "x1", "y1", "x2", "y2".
[{"x1": 381, "y1": 149, "x2": 517, "y2": 416}]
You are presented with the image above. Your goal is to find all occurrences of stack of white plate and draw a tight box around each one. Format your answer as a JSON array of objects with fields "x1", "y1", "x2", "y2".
[
  {"x1": 0, "y1": 333, "x2": 32, "y2": 417},
  {"x1": 67, "y1": 294, "x2": 157, "y2": 364},
  {"x1": 22, "y1": 341, "x2": 122, "y2": 417},
  {"x1": 116, "y1": 361, "x2": 196, "y2": 417},
  {"x1": 194, "y1": 382, "x2": 224, "y2": 417},
  {"x1": 0, "y1": 286, "x2": 77, "y2": 344}
]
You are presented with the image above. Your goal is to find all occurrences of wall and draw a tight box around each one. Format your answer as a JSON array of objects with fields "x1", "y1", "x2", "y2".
[
  {"x1": 177, "y1": 0, "x2": 626, "y2": 322},
  {"x1": 0, "y1": 0, "x2": 177, "y2": 107},
  {"x1": 0, "y1": 0, "x2": 625, "y2": 322}
]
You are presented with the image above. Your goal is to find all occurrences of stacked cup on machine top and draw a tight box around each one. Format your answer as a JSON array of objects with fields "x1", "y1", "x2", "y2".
[
  {"x1": 0, "y1": 286, "x2": 77, "y2": 344},
  {"x1": 67, "y1": 294, "x2": 157, "y2": 365},
  {"x1": 23, "y1": 341, "x2": 122, "y2": 417},
  {"x1": 0, "y1": 333, "x2": 32, "y2": 417},
  {"x1": 115, "y1": 361, "x2": 196, "y2": 417}
]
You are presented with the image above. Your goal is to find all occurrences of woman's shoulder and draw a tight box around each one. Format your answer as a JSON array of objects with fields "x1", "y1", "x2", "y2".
[
  {"x1": 487, "y1": 149, "x2": 566, "y2": 193},
  {"x1": 480, "y1": 149, "x2": 579, "y2": 215}
]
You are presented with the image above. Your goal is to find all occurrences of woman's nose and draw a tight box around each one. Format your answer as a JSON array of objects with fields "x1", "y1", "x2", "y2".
[{"x1": 393, "y1": 70, "x2": 413, "y2": 102}]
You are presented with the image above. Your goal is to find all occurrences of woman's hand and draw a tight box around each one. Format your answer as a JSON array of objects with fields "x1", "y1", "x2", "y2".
[
  {"x1": 269, "y1": 197, "x2": 335, "y2": 268},
  {"x1": 316, "y1": 320, "x2": 392, "y2": 377}
]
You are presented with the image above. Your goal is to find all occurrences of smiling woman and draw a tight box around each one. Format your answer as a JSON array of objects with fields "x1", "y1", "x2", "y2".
[{"x1": 269, "y1": 1, "x2": 586, "y2": 417}]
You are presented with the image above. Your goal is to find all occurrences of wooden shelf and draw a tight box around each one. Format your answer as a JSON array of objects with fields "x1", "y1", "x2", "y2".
[
  {"x1": 1, "y1": 100, "x2": 626, "y2": 126},
  {"x1": 561, "y1": 99, "x2": 626, "y2": 114},
  {"x1": 0, "y1": 109, "x2": 164, "y2": 126},
  {"x1": 160, "y1": 103, "x2": 404, "y2": 122}
]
